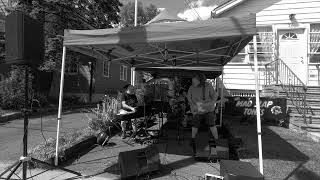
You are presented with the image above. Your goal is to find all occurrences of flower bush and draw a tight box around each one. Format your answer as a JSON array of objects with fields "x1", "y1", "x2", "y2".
[{"x1": 88, "y1": 95, "x2": 120, "y2": 133}]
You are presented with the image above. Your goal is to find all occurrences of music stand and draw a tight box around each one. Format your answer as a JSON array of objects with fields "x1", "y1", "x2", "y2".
[{"x1": 0, "y1": 66, "x2": 81, "y2": 180}]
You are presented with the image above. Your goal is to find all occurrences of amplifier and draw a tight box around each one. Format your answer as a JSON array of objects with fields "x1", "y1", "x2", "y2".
[
  {"x1": 118, "y1": 145, "x2": 160, "y2": 179},
  {"x1": 220, "y1": 160, "x2": 264, "y2": 180}
]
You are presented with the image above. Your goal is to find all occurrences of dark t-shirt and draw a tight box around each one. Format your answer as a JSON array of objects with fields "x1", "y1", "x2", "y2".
[{"x1": 121, "y1": 92, "x2": 138, "y2": 111}]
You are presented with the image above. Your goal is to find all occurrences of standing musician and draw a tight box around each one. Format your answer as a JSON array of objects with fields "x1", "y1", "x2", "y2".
[{"x1": 187, "y1": 73, "x2": 219, "y2": 156}]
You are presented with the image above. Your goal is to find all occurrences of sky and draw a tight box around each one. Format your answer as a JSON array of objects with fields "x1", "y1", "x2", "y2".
[{"x1": 120, "y1": 0, "x2": 229, "y2": 21}]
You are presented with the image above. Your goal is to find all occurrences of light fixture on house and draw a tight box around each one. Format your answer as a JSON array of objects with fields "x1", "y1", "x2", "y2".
[{"x1": 289, "y1": 14, "x2": 296, "y2": 21}]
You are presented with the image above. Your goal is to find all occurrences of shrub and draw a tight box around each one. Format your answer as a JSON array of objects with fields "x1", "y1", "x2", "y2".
[
  {"x1": 88, "y1": 95, "x2": 119, "y2": 133},
  {"x1": 28, "y1": 127, "x2": 95, "y2": 168},
  {"x1": 0, "y1": 66, "x2": 34, "y2": 110}
]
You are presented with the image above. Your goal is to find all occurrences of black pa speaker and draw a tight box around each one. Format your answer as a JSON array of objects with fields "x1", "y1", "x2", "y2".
[
  {"x1": 118, "y1": 146, "x2": 160, "y2": 179},
  {"x1": 5, "y1": 11, "x2": 44, "y2": 65}
]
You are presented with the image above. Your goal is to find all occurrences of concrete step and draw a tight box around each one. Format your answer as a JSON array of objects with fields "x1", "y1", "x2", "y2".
[
  {"x1": 289, "y1": 113, "x2": 320, "y2": 124},
  {"x1": 306, "y1": 87, "x2": 320, "y2": 93},
  {"x1": 288, "y1": 105, "x2": 320, "y2": 115},
  {"x1": 286, "y1": 98, "x2": 320, "y2": 106}
]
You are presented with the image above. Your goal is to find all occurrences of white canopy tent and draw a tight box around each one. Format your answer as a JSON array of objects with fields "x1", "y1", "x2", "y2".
[{"x1": 55, "y1": 13, "x2": 263, "y2": 174}]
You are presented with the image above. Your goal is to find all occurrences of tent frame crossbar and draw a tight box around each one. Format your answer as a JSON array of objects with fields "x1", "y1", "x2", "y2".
[
  {"x1": 108, "y1": 45, "x2": 234, "y2": 66},
  {"x1": 65, "y1": 40, "x2": 245, "y2": 67}
]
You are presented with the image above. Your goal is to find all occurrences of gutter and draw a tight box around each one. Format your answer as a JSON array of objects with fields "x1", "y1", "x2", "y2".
[{"x1": 211, "y1": 0, "x2": 246, "y2": 18}]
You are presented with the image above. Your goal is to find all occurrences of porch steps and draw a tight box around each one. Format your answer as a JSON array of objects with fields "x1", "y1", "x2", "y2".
[
  {"x1": 287, "y1": 105, "x2": 320, "y2": 116},
  {"x1": 264, "y1": 85, "x2": 320, "y2": 126},
  {"x1": 289, "y1": 113, "x2": 320, "y2": 124}
]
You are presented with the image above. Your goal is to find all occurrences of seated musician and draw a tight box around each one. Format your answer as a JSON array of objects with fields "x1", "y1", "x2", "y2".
[
  {"x1": 187, "y1": 73, "x2": 219, "y2": 156},
  {"x1": 118, "y1": 84, "x2": 141, "y2": 139}
]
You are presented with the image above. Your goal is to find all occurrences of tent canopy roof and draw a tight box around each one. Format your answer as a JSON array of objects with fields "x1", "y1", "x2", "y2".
[{"x1": 63, "y1": 14, "x2": 256, "y2": 74}]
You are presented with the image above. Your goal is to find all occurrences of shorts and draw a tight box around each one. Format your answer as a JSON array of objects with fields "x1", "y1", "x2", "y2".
[{"x1": 191, "y1": 111, "x2": 216, "y2": 128}]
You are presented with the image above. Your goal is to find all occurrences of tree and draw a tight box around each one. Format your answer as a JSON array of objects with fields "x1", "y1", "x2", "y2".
[
  {"x1": 120, "y1": 2, "x2": 159, "y2": 27},
  {"x1": 5, "y1": 0, "x2": 123, "y2": 71}
]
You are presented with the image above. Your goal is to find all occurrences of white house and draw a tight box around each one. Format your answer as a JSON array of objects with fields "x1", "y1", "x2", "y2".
[
  {"x1": 212, "y1": 0, "x2": 320, "y2": 91},
  {"x1": 212, "y1": 0, "x2": 320, "y2": 126}
]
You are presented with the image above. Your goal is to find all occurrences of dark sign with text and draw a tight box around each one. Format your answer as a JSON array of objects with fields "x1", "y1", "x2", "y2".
[{"x1": 225, "y1": 97, "x2": 287, "y2": 124}]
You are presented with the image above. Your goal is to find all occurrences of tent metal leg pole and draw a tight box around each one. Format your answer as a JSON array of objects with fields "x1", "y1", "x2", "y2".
[
  {"x1": 55, "y1": 46, "x2": 67, "y2": 166},
  {"x1": 131, "y1": 67, "x2": 136, "y2": 86},
  {"x1": 220, "y1": 67, "x2": 224, "y2": 126},
  {"x1": 253, "y1": 35, "x2": 264, "y2": 174}
]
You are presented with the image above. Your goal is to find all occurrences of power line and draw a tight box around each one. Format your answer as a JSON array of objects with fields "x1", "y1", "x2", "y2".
[
  {"x1": 183, "y1": 0, "x2": 199, "y2": 20},
  {"x1": 185, "y1": 0, "x2": 202, "y2": 20}
]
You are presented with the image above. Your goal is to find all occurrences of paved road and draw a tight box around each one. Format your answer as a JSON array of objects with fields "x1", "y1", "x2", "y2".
[{"x1": 0, "y1": 109, "x2": 94, "y2": 165}]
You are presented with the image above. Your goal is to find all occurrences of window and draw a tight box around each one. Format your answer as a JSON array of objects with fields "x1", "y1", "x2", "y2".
[
  {"x1": 65, "y1": 60, "x2": 79, "y2": 75},
  {"x1": 281, "y1": 32, "x2": 298, "y2": 40},
  {"x1": 309, "y1": 24, "x2": 320, "y2": 64},
  {"x1": 0, "y1": 74, "x2": 4, "y2": 82},
  {"x1": 120, "y1": 65, "x2": 128, "y2": 81},
  {"x1": 230, "y1": 26, "x2": 274, "y2": 64},
  {"x1": 103, "y1": 60, "x2": 110, "y2": 77}
]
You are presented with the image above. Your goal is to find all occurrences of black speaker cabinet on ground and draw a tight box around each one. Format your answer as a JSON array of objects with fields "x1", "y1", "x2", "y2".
[
  {"x1": 5, "y1": 11, "x2": 44, "y2": 65},
  {"x1": 118, "y1": 145, "x2": 160, "y2": 179},
  {"x1": 220, "y1": 160, "x2": 264, "y2": 180}
]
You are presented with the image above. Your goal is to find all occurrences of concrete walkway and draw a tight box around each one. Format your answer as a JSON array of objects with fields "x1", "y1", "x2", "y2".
[
  {"x1": 0, "y1": 109, "x2": 94, "y2": 164},
  {"x1": 0, "y1": 163, "x2": 113, "y2": 180}
]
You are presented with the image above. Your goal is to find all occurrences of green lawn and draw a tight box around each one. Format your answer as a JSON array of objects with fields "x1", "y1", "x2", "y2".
[{"x1": 225, "y1": 117, "x2": 320, "y2": 180}]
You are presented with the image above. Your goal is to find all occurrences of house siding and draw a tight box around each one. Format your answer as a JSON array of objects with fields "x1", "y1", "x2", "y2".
[
  {"x1": 219, "y1": 0, "x2": 320, "y2": 25},
  {"x1": 49, "y1": 55, "x2": 131, "y2": 103},
  {"x1": 93, "y1": 59, "x2": 131, "y2": 95},
  {"x1": 223, "y1": 64, "x2": 265, "y2": 90},
  {"x1": 216, "y1": 0, "x2": 320, "y2": 90}
]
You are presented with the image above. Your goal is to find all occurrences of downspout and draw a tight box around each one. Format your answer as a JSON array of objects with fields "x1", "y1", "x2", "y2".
[{"x1": 88, "y1": 61, "x2": 94, "y2": 102}]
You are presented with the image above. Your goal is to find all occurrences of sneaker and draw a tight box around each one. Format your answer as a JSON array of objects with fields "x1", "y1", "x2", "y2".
[
  {"x1": 131, "y1": 132, "x2": 137, "y2": 139},
  {"x1": 121, "y1": 132, "x2": 127, "y2": 139}
]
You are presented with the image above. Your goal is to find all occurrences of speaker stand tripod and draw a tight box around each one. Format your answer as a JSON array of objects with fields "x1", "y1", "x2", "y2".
[{"x1": 0, "y1": 66, "x2": 81, "y2": 180}]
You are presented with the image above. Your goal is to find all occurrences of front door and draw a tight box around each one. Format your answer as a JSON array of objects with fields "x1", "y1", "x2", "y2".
[{"x1": 278, "y1": 29, "x2": 307, "y2": 83}]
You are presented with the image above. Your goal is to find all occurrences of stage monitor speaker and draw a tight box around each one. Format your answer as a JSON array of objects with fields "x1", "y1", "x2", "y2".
[
  {"x1": 118, "y1": 145, "x2": 160, "y2": 179},
  {"x1": 220, "y1": 160, "x2": 264, "y2": 180},
  {"x1": 5, "y1": 11, "x2": 44, "y2": 65}
]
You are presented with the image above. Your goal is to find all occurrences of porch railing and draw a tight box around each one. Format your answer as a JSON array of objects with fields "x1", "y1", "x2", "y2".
[{"x1": 265, "y1": 58, "x2": 308, "y2": 124}]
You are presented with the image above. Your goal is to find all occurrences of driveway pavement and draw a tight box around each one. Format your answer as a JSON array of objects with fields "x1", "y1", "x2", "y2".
[{"x1": 0, "y1": 109, "x2": 94, "y2": 165}]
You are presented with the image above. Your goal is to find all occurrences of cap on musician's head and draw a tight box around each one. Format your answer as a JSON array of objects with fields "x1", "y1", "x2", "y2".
[{"x1": 192, "y1": 73, "x2": 206, "y2": 86}]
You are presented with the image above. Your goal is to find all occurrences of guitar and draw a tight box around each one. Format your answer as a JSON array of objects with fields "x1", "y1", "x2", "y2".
[
  {"x1": 117, "y1": 108, "x2": 136, "y2": 115},
  {"x1": 191, "y1": 100, "x2": 221, "y2": 114}
]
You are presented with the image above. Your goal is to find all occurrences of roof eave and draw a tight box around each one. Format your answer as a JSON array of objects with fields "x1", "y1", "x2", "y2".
[{"x1": 211, "y1": 0, "x2": 247, "y2": 18}]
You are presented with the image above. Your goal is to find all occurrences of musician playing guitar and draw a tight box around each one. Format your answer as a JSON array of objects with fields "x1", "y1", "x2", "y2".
[{"x1": 187, "y1": 73, "x2": 219, "y2": 157}]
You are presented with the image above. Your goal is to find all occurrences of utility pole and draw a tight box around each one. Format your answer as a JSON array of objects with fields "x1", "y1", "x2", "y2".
[
  {"x1": 134, "y1": 0, "x2": 138, "y2": 27},
  {"x1": 131, "y1": 0, "x2": 138, "y2": 86}
]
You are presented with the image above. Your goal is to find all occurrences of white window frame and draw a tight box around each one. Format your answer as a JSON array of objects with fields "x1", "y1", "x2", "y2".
[
  {"x1": 309, "y1": 23, "x2": 320, "y2": 64},
  {"x1": 65, "y1": 61, "x2": 79, "y2": 75},
  {"x1": 0, "y1": 74, "x2": 4, "y2": 82},
  {"x1": 120, "y1": 65, "x2": 128, "y2": 81},
  {"x1": 103, "y1": 60, "x2": 110, "y2": 77}
]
